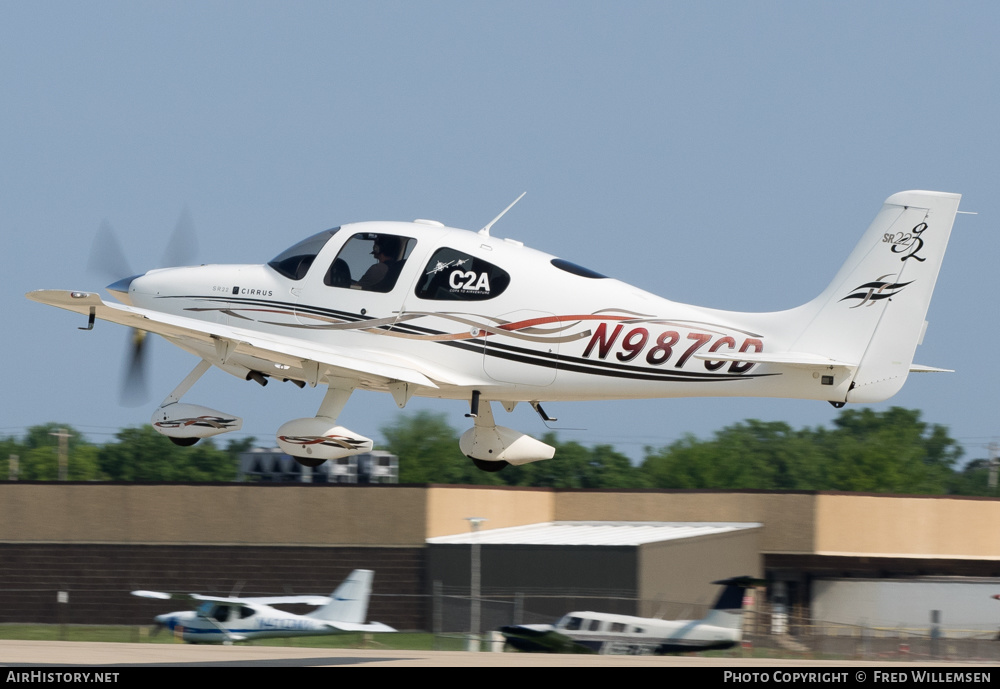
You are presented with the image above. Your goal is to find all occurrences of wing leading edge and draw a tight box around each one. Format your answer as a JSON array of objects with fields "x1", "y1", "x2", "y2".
[{"x1": 27, "y1": 289, "x2": 480, "y2": 390}]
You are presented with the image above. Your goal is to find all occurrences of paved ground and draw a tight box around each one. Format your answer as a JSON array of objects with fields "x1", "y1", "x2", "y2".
[{"x1": 0, "y1": 641, "x2": 992, "y2": 668}]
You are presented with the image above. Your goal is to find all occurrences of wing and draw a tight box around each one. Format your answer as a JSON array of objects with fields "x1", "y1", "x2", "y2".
[
  {"x1": 27, "y1": 289, "x2": 482, "y2": 390},
  {"x1": 131, "y1": 590, "x2": 177, "y2": 600},
  {"x1": 231, "y1": 595, "x2": 331, "y2": 606},
  {"x1": 498, "y1": 624, "x2": 594, "y2": 654},
  {"x1": 130, "y1": 590, "x2": 331, "y2": 606},
  {"x1": 324, "y1": 621, "x2": 396, "y2": 633}
]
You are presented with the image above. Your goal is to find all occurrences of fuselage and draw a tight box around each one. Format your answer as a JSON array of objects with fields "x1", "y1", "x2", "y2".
[
  {"x1": 155, "y1": 602, "x2": 332, "y2": 643},
  {"x1": 117, "y1": 220, "x2": 846, "y2": 404},
  {"x1": 504, "y1": 609, "x2": 742, "y2": 655}
]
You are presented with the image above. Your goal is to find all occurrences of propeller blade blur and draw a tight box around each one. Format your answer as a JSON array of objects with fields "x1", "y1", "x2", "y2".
[
  {"x1": 120, "y1": 329, "x2": 150, "y2": 407},
  {"x1": 161, "y1": 207, "x2": 198, "y2": 268},
  {"x1": 87, "y1": 220, "x2": 133, "y2": 282}
]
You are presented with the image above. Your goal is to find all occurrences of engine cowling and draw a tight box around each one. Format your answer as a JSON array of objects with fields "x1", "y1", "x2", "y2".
[
  {"x1": 276, "y1": 418, "x2": 373, "y2": 461},
  {"x1": 151, "y1": 403, "x2": 243, "y2": 440},
  {"x1": 459, "y1": 425, "x2": 555, "y2": 466}
]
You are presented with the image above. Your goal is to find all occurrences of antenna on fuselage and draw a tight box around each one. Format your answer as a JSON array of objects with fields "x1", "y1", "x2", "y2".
[{"x1": 479, "y1": 192, "x2": 526, "y2": 236}]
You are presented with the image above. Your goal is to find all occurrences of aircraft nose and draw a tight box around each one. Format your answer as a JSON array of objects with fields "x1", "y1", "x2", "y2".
[{"x1": 106, "y1": 274, "x2": 143, "y2": 305}]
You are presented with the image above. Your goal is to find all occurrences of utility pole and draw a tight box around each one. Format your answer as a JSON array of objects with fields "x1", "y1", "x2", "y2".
[
  {"x1": 989, "y1": 442, "x2": 998, "y2": 492},
  {"x1": 49, "y1": 428, "x2": 71, "y2": 481},
  {"x1": 465, "y1": 516, "x2": 487, "y2": 651}
]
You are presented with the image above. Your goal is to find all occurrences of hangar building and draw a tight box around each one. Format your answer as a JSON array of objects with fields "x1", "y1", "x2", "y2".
[{"x1": 0, "y1": 483, "x2": 996, "y2": 635}]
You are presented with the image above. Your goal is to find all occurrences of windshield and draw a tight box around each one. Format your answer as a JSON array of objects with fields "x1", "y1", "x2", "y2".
[{"x1": 267, "y1": 228, "x2": 340, "y2": 280}]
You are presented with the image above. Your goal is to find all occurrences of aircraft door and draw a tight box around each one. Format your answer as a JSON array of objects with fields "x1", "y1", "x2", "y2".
[
  {"x1": 483, "y1": 309, "x2": 559, "y2": 387},
  {"x1": 299, "y1": 231, "x2": 420, "y2": 330}
]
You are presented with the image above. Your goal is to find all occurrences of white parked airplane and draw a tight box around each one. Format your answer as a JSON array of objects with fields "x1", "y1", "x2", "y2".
[
  {"x1": 28, "y1": 190, "x2": 961, "y2": 472},
  {"x1": 499, "y1": 576, "x2": 762, "y2": 655},
  {"x1": 131, "y1": 569, "x2": 394, "y2": 644}
]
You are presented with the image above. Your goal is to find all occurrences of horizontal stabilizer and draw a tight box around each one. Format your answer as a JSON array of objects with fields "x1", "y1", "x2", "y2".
[{"x1": 909, "y1": 364, "x2": 954, "y2": 373}]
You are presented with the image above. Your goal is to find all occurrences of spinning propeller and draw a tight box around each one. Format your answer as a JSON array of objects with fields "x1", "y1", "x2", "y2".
[{"x1": 86, "y1": 210, "x2": 198, "y2": 406}]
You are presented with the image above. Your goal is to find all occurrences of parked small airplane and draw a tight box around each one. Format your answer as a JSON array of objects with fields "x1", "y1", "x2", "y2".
[
  {"x1": 499, "y1": 576, "x2": 762, "y2": 654},
  {"x1": 131, "y1": 569, "x2": 394, "y2": 644},
  {"x1": 28, "y1": 190, "x2": 961, "y2": 473}
]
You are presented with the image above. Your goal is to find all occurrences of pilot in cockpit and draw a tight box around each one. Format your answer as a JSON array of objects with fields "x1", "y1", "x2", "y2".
[{"x1": 354, "y1": 235, "x2": 402, "y2": 291}]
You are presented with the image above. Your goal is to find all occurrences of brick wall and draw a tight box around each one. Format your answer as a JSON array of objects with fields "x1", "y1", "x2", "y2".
[{"x1": 0, "y1": 544, "x2": 425, "y2": 630}]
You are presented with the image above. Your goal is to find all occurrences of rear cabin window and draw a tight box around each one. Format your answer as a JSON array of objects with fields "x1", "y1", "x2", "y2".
[{"x1": 414, "y1": 247, "x2": 510, "y2": 301}]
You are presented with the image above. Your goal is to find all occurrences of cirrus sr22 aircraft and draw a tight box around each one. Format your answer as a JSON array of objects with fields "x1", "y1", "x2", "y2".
[{"x1": 28, "y1": 190, "x2": 961, "y2": 473}]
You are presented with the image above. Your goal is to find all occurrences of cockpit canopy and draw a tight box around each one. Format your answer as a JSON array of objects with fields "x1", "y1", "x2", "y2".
[
  {"x1": 267, "y1": 228, "x2": 340, "y2": 280},
  {"x1": 267, "y1": 224, "x2": 608, "y2": 298}
]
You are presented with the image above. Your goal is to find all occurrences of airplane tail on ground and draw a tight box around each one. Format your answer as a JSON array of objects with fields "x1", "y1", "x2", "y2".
[
  {"x1": 307, "y1": 569, "x2": 373, "y2": 624},
  {"x1": 751, "y1": 190, "x2": 961, "y2": 404},
  {"x1": 699, "y1": 575, "x2": 762, "y2": 630}
]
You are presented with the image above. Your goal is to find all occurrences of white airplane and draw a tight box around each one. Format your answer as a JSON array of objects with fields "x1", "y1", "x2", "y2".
[
  {"x1": 131, "y1": 569, "x2": 394, "y2": 644},
  {"x1": 499, "y1": 576, "x2": 762, "y2": 655},
  {"x1": 28, "y1": 190, "x2": 961, "y2": 472}
]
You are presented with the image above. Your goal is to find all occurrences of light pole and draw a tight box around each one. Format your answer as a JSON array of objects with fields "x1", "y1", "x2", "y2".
[
  {"x1": 49, "y1": 428, "x2": 70, "y2": 481},
  {"x1": 465, "y1": 516, "x2": 487, "y2": 651}
]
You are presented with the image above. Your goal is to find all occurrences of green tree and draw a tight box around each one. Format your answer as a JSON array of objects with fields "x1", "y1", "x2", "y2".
[
  {"x1": 500, "y1": 434, "x2": 648, "y2": 488},
  {"x1": 381, "y1": 411, "x2": 501, "y2": 485},
  {"x1": 98, "y1": 425, "x2": 236, "y2": 481},
  {"x1": 947, "y1": 457, "x2": 999, "y2": 497},
  {"x1": 642, "y1": 420, "x2": 825, "y2": 490},
  {"x1": 641, "y1": 407, "x2": 962, "y2": 494},
  {"x1": 822, "y1": 407, "x2": 960, "y2": 493},
  {"x1": 14, "y1": 424, "x2": 104, "y2": 481},
  {"x1": 381, "y1": 413, "x2": 648, "y2": 487}
]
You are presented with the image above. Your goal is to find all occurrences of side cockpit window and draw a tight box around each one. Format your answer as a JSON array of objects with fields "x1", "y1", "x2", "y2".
[
  {"x1": 267, "y1": 228, "x2": 340, "y2": 280},
  {"x1": 415, "y1": 247, "x2": 510, "y2": 301},
  {"x1": 325, "y1": 232, "x2": 416, "y2": 293}
]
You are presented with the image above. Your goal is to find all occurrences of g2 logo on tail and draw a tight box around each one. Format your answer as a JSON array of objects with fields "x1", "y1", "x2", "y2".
[{"x1": 883, "y1": 222, "x2": 928, "y2": 262}]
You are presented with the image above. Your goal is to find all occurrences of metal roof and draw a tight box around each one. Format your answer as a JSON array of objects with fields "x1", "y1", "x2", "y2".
[{"x1": 426, "y1": 521, "x2": 762, "y2": 546}]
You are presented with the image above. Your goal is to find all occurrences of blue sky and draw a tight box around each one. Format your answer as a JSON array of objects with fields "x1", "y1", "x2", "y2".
[{"x1": 3, "y1": 2, "x2": 998, "y2": 465}]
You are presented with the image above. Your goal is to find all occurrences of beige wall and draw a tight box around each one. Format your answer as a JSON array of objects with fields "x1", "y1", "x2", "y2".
[
  {"x1": 814, "y1": 494, "x2": 1000, "y2": 559},
  {"x1": 0, "y1": 484, "x2": 428, "y2": 546},
  {"x1": 425, "y1": 485, "x2": 554, "y2": 538},
  {"x1": 2, "y1": 484, "x2": 999, "y2": 561},
  {"x1": 638, "y1": 528, "x2": 763, "y2": 617}
]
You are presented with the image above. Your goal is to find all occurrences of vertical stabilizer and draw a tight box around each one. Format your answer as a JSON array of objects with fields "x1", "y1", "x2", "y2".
[
  {"x1": 699, "y1": 576, "x2": 759, "y2": 630},
  {"x1": 788, "y1": 190, "x2": 960, "y2": 403},
  {"x1": 307, "y1": 569, "x2": 374, "y2": 624}
]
